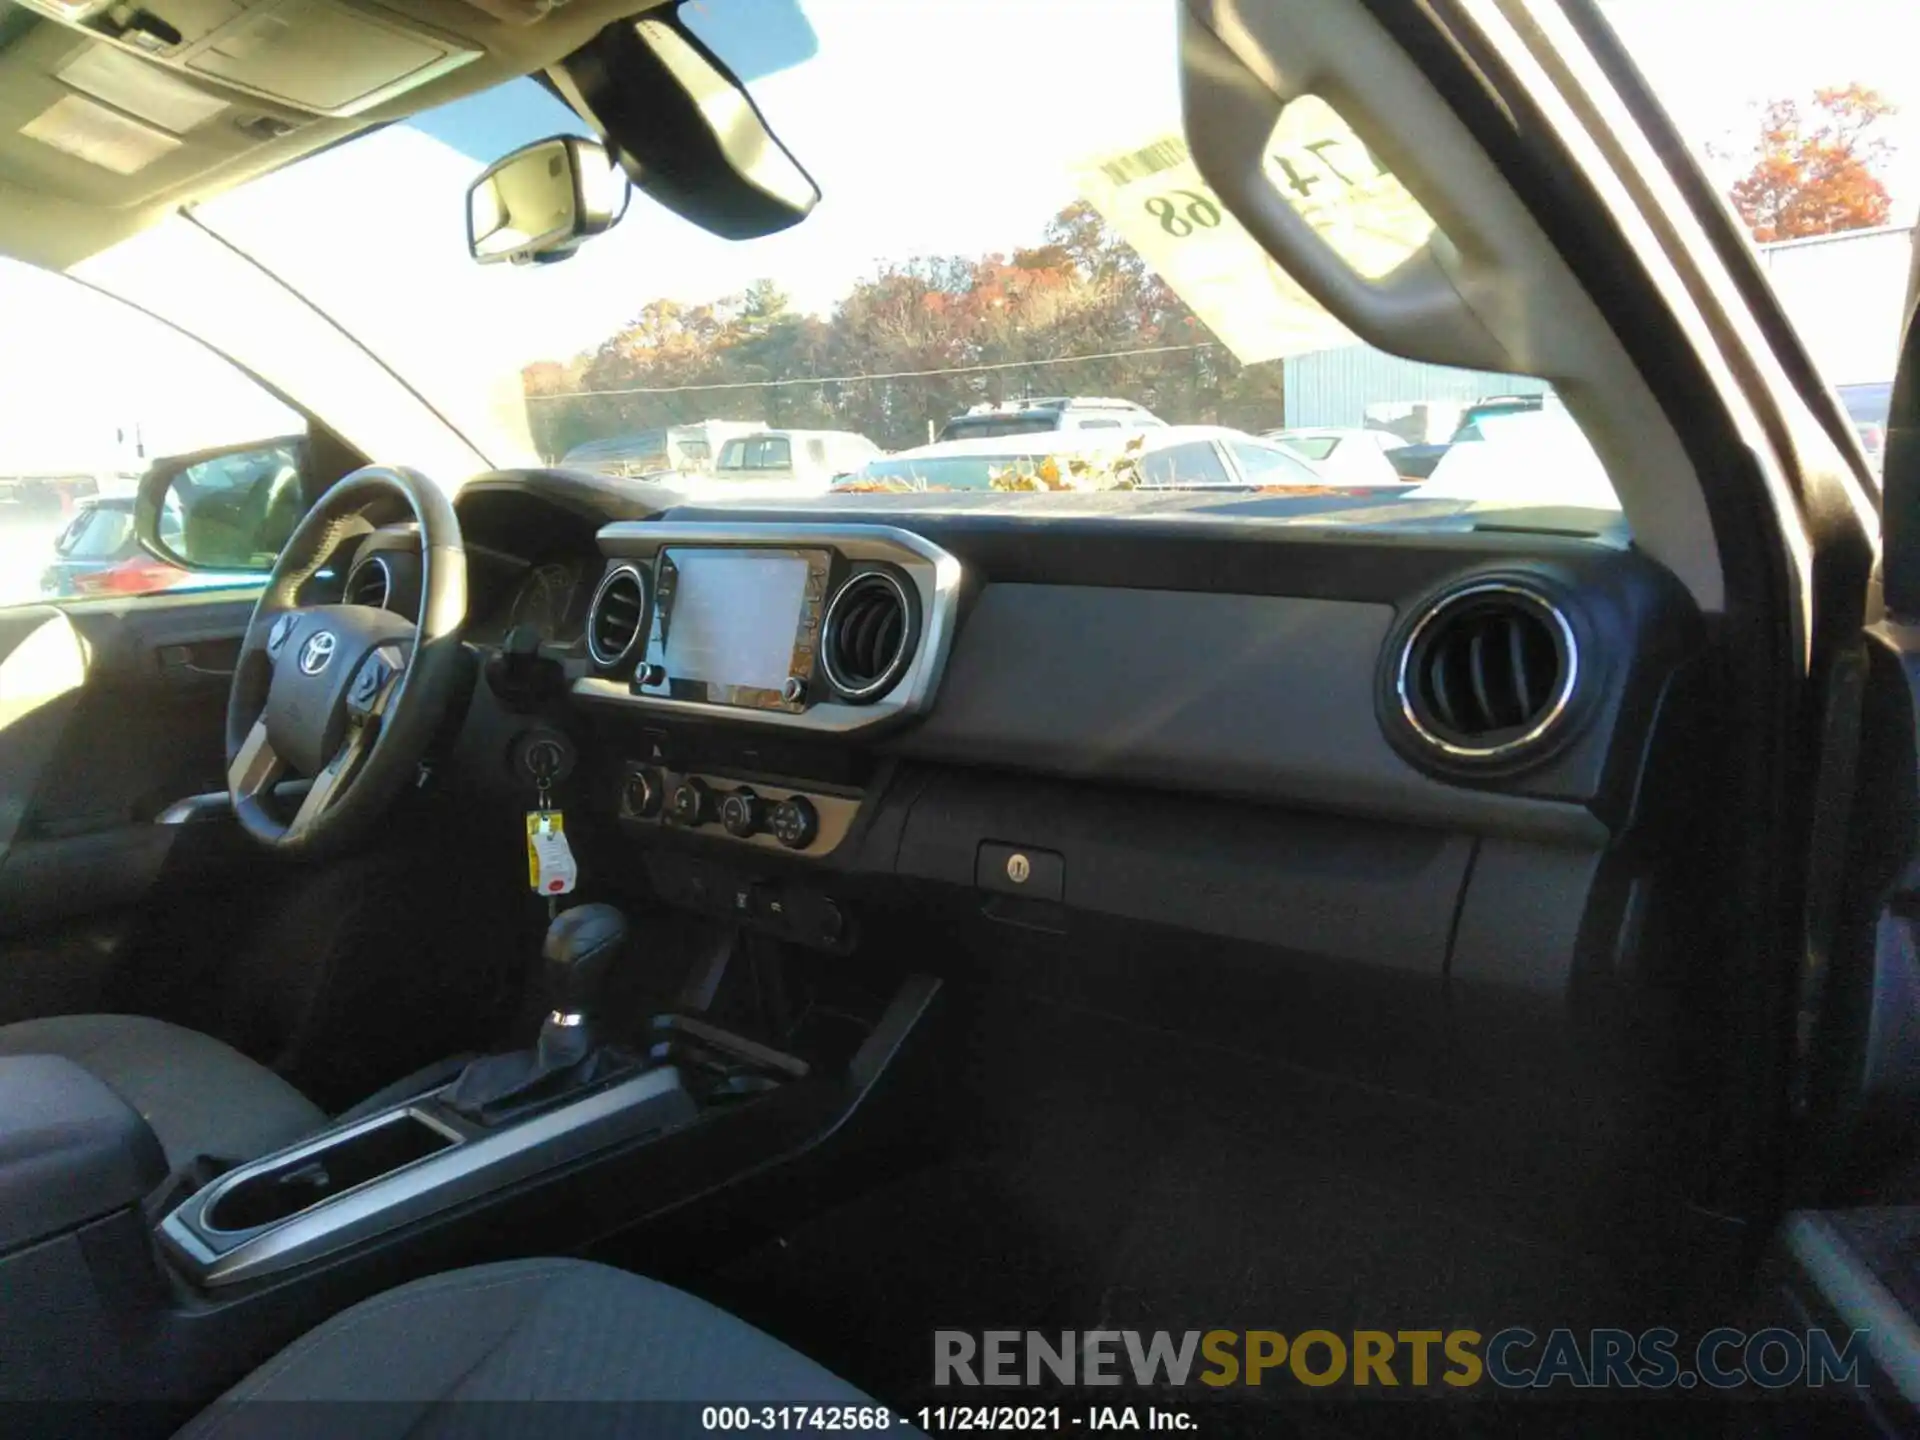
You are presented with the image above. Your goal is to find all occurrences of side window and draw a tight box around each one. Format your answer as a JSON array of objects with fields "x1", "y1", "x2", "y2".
[
  {"x1": 1228, "y1": 439, "x2": 1322, "y2": 485},
  {"x1": 718, "y1": 440, "x2": 747, "y2": 470},
  {"x1": 1140, "y1": 442, "x2": 1232, "y2": 488},
  {"x1": 1077, "y1": 418, "x2": 1123, "y2": 430},
  {"x1": 760, "y1": 437, "x2": 793, "y2": 469},
  {"x1": 1, "y1": 258, "x2": 303, "y2": 607},
  {"x1": 806, "y1": 439, "x2": 828, "y2": 467}
]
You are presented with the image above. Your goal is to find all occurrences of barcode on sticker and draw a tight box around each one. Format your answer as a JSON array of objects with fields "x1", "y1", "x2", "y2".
[{"x1": 1101, "y1": 138, "x2": 1189, "y2": 186}]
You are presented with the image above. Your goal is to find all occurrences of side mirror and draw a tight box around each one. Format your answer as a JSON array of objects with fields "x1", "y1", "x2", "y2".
[
  {"x1": 135, "y1": 436, "x2": 310, "y2": 573},
  {"x1": 554, "y1": 9, "x2": 820, "y2": 241},
  {"x1": 467, "y1": 135, "x2": 629, "y2": 266}
]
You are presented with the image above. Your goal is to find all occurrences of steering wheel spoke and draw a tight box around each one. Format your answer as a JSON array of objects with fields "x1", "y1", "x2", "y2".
[
  {"x1": 224, "y1": 465, "x2": 464, "y2": 856},
  {"x1": 228, "y1": 719, "x2": 286, "y2": 800},
  {"x1": 284, "y1": 725, "x2": 373, "y2": 842}
]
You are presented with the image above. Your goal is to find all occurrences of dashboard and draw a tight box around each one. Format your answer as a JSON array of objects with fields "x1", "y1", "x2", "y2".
[{"x1": 325, "y1": 467, "x2": 1706, "y2": 1008}]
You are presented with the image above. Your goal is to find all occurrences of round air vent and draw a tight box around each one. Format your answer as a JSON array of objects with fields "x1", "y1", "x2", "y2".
[
  {"x1": 343, "y1": 555, "x2": 392, "y2": 610},
  {"x1": 821, "y1": 570, "x2": 915, "y2": 702},
  {"x1": 586, "y1": 565, "x2": 648, "y2": 669},
  {"x1": 1393, "y1": 582, "x2": 1579, "y2": 765}
]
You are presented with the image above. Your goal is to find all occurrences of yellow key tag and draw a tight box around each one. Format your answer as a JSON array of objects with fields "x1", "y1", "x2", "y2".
[{"x1": 526, "y1": 811, "x2": 577, "y2": 897}]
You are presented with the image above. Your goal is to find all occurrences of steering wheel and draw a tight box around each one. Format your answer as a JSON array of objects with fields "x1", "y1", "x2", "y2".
[{"x1": 225, "y1": 466, "x2": 468, "y2": 857}]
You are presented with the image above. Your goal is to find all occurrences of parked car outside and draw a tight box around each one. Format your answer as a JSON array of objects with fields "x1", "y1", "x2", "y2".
[
  {"x1": 1406, "y1": 408, "x2": 1619, "y2": 510},
  {"x1": 833, "y1": 425, "x2": 1406, "y2": 494},
  {"x1": 935, "y1": 396, "x2": 1165, "y2": 442},
  {"x1": 1837, "y1": 381, "x2": 1892, "y2": 481},
  {"x1": 1265, "y1": 427, "x2": 1411, "y2": 487},
  {"x1": 1387, "y1": 393, "x2": 1551, "y2": 479},
  {"x1": 708, "y1": 429, "x2": 883, "y2": 493},
  {"x1": 40, "y1": 474, "x2": 293, "y2": 600},
  {"x1": 0, "y1": 472, "x2": 115, "y2": 522},
  {"x1": 39, "y1": 497, "x2": 184, "y2": 597},
  {"x1": 560, "y1": 420, "x2": 762, "y2": 480}
]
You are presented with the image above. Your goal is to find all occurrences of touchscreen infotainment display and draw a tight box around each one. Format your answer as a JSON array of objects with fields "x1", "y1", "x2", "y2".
[{"x1": 659, "y1": 550, "x2": 811, "y2": 691}]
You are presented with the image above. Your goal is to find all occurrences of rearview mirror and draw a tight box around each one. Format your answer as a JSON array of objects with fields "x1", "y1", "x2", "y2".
[
  {"x1": 135, "y1": 437, "x2": 310, "y2": 573},
  {"x1": 467, "y1": 135, "x2": 629, "y2": 266},
  {"x1": 553, "y1": 8, "x2": 820, "y2": 241}
]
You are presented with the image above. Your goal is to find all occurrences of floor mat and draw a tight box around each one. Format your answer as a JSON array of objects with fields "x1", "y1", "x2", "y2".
[{"x1": 685, "y1": 988, "x2": 1667, "y2": 1437}]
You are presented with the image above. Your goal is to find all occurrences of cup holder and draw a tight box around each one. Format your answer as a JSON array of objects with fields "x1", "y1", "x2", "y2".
[{"x1": 203, "y1": 1111, "x2": 457, "y2": 1233}]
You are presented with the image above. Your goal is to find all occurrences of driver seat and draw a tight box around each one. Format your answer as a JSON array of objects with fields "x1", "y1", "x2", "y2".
[{"x1": 0, "y1": 1012, "x2": 446, "y2": 1170}]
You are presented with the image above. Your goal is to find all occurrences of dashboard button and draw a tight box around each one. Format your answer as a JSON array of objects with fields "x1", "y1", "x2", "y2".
[
  {"x1": 747, "y1": 883, "x2": 787, "y2": 924},
  {"x1": 720, "y1": 788, "x2": 764, "y2": 838},
  {"x1": 769, "y1": 796, "x2": 820, "y2": 850},
  {"x1": 635, "y1": 663, "x2": 666, "y2": 688},
  {"x1": 781, "y1": 677, "x2": 807, "y2": 705},
  {"x1": 670, "y1": 778, "x2": 713, "y2": 827}
]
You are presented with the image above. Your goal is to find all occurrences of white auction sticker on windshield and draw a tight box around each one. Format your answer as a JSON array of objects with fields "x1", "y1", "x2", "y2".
[{"x1": 1074, "y1": 98, "x2": 1437, "y2": 366}]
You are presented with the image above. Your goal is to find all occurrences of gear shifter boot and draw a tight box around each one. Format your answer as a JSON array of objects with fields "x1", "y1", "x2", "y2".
[
  {"x1": 442, "y1": 1022, "x2": 633, "y2": 1125},
  {"x1": 443, "y1": 904, "x2": 634, "y2": 1125}
]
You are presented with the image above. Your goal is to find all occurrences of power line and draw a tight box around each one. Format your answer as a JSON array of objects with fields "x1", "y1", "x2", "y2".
[{"x1": 525, "y1": 341, "x2": 1220, "y2": 401}]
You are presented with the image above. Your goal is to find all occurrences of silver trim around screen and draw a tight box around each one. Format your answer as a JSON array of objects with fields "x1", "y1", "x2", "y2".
[
  {"x1": 158, "y1": 1066, "x2": 693, "y2": 1287},
  {"x1": 581, "y1": 522, "x2": 964, "y2": 735}
]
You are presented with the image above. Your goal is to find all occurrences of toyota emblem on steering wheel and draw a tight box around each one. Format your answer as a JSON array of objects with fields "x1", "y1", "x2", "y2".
[{"x1": 299, "y1": 631, "x2": 338, "y2": 676}]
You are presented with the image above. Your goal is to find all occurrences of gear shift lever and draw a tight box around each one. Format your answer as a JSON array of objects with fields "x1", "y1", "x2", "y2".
[
  {"x1": 444, "y1": 904, "x2": 634, "y2": 1125},
  {"x1": 541, "y1": 903, "x2": 628, "y2": 1046}
]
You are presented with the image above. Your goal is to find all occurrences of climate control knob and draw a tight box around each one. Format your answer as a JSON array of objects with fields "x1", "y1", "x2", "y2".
[
  {"x1": 669, "y1": 778, "x2": 713, "y2": 827},
  {"x1": 622, "y1": 766, "x2": 663, "y2": 819},
  {"x1": 768, "y1": 795, "x2": 820, "y2": 850},
  {"x1": 719, "y1": 788, "x2": 765, "y2": 838}
]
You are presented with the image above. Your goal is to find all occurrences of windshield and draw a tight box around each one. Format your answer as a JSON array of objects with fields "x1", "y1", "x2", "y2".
[
  {"x1": 76, "y1": 0, "x2": 1916, "y2": 520},
  {"x1": 152, "y1": 0, "x2": 1629, "y2": 518}
]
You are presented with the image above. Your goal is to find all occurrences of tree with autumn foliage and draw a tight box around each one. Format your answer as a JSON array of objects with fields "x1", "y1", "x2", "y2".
[
  {"x1": 1728, "y1": 85, "x2": 1898, "y2": 243},
  {"x1": 522, "y1": 201, "x2": 1285, "y2": 459}
]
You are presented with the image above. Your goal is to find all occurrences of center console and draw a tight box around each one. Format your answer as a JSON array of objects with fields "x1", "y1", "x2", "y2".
[
  {"x1": 0, "y1": 888, "x2": 939, "y2": 1415},
  {"x1": 159, "y1": 1065, "x2": 695, "y2": 1286}
]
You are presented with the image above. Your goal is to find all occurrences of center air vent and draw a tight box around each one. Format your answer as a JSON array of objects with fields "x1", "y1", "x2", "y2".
[
  {"x1": 821, "y1": 570, "x2": 914, "y2": 702},
  {"x1": 343, "y1": 556, "x2": 392, "y2": 610},
  {"x1": 586, "y1": 565, "x2": 647, "y2": 669},
  {"x1": 1393, "y1": 582, "x2": 1578, "y2": 765}
]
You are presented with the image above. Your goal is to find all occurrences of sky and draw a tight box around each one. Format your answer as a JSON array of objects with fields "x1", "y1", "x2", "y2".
[
  {"x1": 1601, "y1": 0, "x2": 1920, "y2": 216},
  {"x1": 4, "y1": 0, "x2": 1918, "y2": 472}
]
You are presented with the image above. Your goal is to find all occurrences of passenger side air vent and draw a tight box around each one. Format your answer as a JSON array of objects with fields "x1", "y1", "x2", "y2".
[
  {"x1": 1391, "y1": 582, "x2": 1579, "y2": 767},
  {"x1": 821, "y1": 570, "x2": 915, "y2": 702},
  {"x1": 586, "y1": 565, "x2": 647, "y2": 669},
  {"x1": 343, "y1": 556, "x2": 392, "y2": 610}
]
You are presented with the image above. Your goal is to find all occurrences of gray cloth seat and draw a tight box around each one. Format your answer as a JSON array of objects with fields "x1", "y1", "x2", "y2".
[
  {"x1": 0, "y1": 1013, "x2": 325, "y2": 1169},
  {"x1": 177, "y1": 1257, "x2": 889, "y2": 1438}
]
